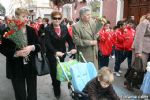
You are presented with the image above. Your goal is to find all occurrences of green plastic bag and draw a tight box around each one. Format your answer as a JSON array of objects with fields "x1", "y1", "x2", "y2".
[{"x1": 57, "y1": 60, "x2": 78, "y2": 81}]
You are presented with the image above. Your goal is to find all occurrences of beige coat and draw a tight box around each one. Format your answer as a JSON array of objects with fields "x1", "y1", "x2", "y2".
[
  {"x1": 72, "y1": 19, "x2": 102, "y2": 69},
  {"x1": 132, "y1": 19, "x2": 150, "y2": 70}
]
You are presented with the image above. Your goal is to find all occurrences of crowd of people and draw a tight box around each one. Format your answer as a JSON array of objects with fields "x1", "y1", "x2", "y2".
[{"x1": 0, "y1": 6, "x2": 150, "y2": 100}]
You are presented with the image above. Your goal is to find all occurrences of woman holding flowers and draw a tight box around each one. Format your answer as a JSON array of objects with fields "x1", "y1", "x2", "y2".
[{"x1": 0, "y1": 8, "x2": 40, "y2": 100}]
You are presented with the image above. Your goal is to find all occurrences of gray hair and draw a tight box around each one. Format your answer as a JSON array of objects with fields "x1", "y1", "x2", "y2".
[{"x1": 79, "y1": 6, "x2": 91, "y2": 17}]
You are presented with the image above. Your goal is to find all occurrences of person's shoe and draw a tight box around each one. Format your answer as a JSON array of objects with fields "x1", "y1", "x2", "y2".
[
  {"x1": 118, "y1": 70, "x2": 123, "y2": 74},
  {"x1": 55, "y1": 95, "x2": 60, "y2": 100},
  {"x1": 133, "y1": 85, "x2": 140, "y2": 89},
  {"x1": 53, "y1": 86, "x2": 61, "y2": 99},
  {"x1": 124, "y1": 81, "x2": 128, "y2": 86},
  {"x1": 115, "y1": 72, "x2": 121, "y2": 77},
  {"x1": 124, "y1": 81, "x2": 134, "y2": 91}
]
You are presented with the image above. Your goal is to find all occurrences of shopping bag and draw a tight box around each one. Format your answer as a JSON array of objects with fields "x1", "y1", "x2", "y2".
[
  {"x1": 35, "y1": 52, "x2": 50, "y2": 76},
  {"x1": 70, "y1": 62, "x2": 97, "y2": 91},
  {"x1": 57, "y1": 60, "x2": 78, "y2": 81}
]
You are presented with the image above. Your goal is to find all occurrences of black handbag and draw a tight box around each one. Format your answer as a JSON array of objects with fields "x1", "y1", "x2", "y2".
[
  {"x1": 35, "y1": 49, "x2": 50, "y2": 76},
  {"x1": 125, "y1": 57, "x2": 145, "y2": 87},
  {"x1": 132, "y1": 57, "x2": 144, "y2": 72}
]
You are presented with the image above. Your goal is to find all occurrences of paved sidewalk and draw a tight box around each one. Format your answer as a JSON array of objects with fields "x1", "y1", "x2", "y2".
[
  {"x1": 0, "y1": 54, "x2": 146, "y2": 100},
  {"x1": 37, "y1": 75, "x2": 72, "y2": 100}
]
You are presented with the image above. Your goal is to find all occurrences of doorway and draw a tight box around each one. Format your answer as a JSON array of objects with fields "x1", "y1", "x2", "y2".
[{"x1": 124, "y1": 0, "x2": 150, "y2": 24}]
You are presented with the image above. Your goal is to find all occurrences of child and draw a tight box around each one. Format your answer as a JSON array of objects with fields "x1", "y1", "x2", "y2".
[
  {"x1": 98, "y1": 21, "x2": 114, "y2": 68},
  {"x1": 140, "y1": 62, "x2": 150, "y2": 95},
  {"x1": 82, "y1": 67, "x2": 120, "y2": 100}
]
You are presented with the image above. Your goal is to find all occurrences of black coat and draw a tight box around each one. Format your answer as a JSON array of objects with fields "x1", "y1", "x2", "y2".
[
  {"x1": 38, "y1": 24, "x2": 49, "y2": 37},
  {"x1": 45, "y1": 24, "x2": 75, "y2": 66},
  {"x1": 0, "y1": 25, "x2": 40, "y2": 79}
]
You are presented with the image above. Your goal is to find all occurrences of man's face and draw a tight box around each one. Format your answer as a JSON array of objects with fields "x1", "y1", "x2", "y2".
[
  {"x1": 38, "y1": 18, "x2": 42, "y2": 23},
  {"x1": 5, "y1": 16, "x2": 12, "y2": 24},
  {"x1": 127, "y1": 23, "x2": 134, "y2": 28},
  {"x1": 42, "y1": 19, "x2": 46, "y2": 25},
  {"x1": 81, "y1": 11, "x2": 91, "y2": 22},
  {"x1": 104, "y1": 24, "x2": 110, "y2": 30},
  {"x1": 131, "y1": 16, "x2": 135, "y2": 20}
]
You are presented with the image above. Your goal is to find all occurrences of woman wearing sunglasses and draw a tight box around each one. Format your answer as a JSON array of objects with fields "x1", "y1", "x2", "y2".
[{"x1": 44, "y1": 11, "x2": 76, "y2": 99}]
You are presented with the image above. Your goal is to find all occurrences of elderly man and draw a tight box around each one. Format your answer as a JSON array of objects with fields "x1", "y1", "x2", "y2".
[{"x1": 72, "y1": 6, "x2": 104, "y2": 69}]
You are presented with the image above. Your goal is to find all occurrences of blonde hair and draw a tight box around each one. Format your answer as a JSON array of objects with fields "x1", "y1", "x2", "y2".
[
  {"x1": 145, "y1": 13, "x2": 150, "y2": 21},
  {"x1": 15, "y1": 7, "x2": 29, "y2": 16},
  {"x1": 139, "y1": 15, "x2": 146, "y2": 23},
  {"x1": 98, "y1": 67, "x2": 114, "y2": 84},
  {"x1": 139, "y1": 13, "x2": 150, "y2": 23}
]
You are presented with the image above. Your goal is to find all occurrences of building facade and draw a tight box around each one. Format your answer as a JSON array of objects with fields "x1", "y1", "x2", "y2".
[
  {"x1": 7, "y1": 0, "x2": 52, "y2": 20},
  {"x1": 5, "y1": 0, "x2": 150, "y2": 25},
  {"x1": 124, "y1": 0, "x2": 150, "y2": 23},
  {"x1": 103, "y1": 0, "x2": 150, "y2": 26},
  {"x1": 62, "y1": 0, "x2": 150, "y2": 26}
]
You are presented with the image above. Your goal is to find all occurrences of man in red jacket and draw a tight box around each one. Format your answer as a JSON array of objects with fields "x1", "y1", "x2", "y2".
[{"x1": 114, "y1": 20, "x2": 135, "y2": 77}]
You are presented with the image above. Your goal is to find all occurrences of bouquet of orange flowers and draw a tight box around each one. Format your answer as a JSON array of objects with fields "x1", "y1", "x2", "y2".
[
  {"x1": 3, "y1": 19, "x2": 29, "y2": 64},
  {"x1": 3, "y1": 19, "x2": 27, "y2": 49}
]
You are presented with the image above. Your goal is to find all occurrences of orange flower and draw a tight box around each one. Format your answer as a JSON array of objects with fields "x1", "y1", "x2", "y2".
[
  {"x1": 3, "y1": 30, "x2": 15, "y2": 38},
  {"x1": 3, "y1": 19, "x2": 25, "y2": 38},
  {"x1": 2, "y1": 19, "x2": 27, "y2": 49},
  {"x1": 13, "y1": 19, "x2": 25, "y2": 29}
]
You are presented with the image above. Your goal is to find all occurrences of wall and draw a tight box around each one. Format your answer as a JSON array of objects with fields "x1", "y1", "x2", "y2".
[
  {"x1": 72, "y1": 2, "x2": 87, "y2": 20},
  {"x1": 103, "y1": 0, "x2": 117, "y2": 27}
]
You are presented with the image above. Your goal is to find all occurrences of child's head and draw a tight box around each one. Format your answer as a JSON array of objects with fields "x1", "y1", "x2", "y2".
[
  {"x1": 103, "y1": 21, "x2": 110, "y2": 30},
  {"x1": 98, "y1": 67, "x2": 114, "y2": 88}
]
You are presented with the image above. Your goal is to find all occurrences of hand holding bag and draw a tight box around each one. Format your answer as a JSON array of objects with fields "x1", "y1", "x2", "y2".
[
  {"x1": 35, "y1": 46, "x2": 50, "y2": 76},
  {"x1": 132, "y1": 57, "x2": 143, "y2": 72}
]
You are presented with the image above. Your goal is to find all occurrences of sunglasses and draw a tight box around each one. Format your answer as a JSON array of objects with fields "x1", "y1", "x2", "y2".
[{"x1": 52, "y1": 17, "x2": 61, "y2": 20}]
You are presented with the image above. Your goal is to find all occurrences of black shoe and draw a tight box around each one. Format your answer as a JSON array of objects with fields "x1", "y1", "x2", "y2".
[
  {"x1": 124, "y1": 81, "x2": 134, "y2": 91},
  {"x1": 55, "y1": 95, "x2": 60, "y2": 100},
  {"x1": 133, "y1": 85, "x2": 140, "y2": 89},
  {"x1": 53, "y1": 86, "x2": 61, "y2": 98}
]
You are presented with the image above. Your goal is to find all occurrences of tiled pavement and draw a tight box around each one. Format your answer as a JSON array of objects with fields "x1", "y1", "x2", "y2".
[{"x1": 0, "y1": 54, "x2": 147, "y2": 100}]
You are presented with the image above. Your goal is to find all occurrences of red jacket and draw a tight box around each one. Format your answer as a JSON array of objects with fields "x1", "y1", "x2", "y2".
[
  {"x1": 115, "y1": 27, "x2": 135, "y2": 51},
  {"x1": 115, "y1": 29, "x2": 125, "y2": 50},
  {"x1": 98, "y1": 28, "x2": 114, "y2": 56},
  {"x1": 68, "y1": 26, "x2": 73, "y2": 37},
  {"x1": 123, "y1": 27, "x2": 135, "y2": 51},
  {"x1": 30, "y1": 23, "x2": 41, "y2": 36}
]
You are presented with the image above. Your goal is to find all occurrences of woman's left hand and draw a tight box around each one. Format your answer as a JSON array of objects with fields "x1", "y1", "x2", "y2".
[
  {"x1": 23, "y1": 45, "x2": 35, "y2": 56},
  {"x1": 69, "y1": 49, "x2": 77, "y2": 54}
]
